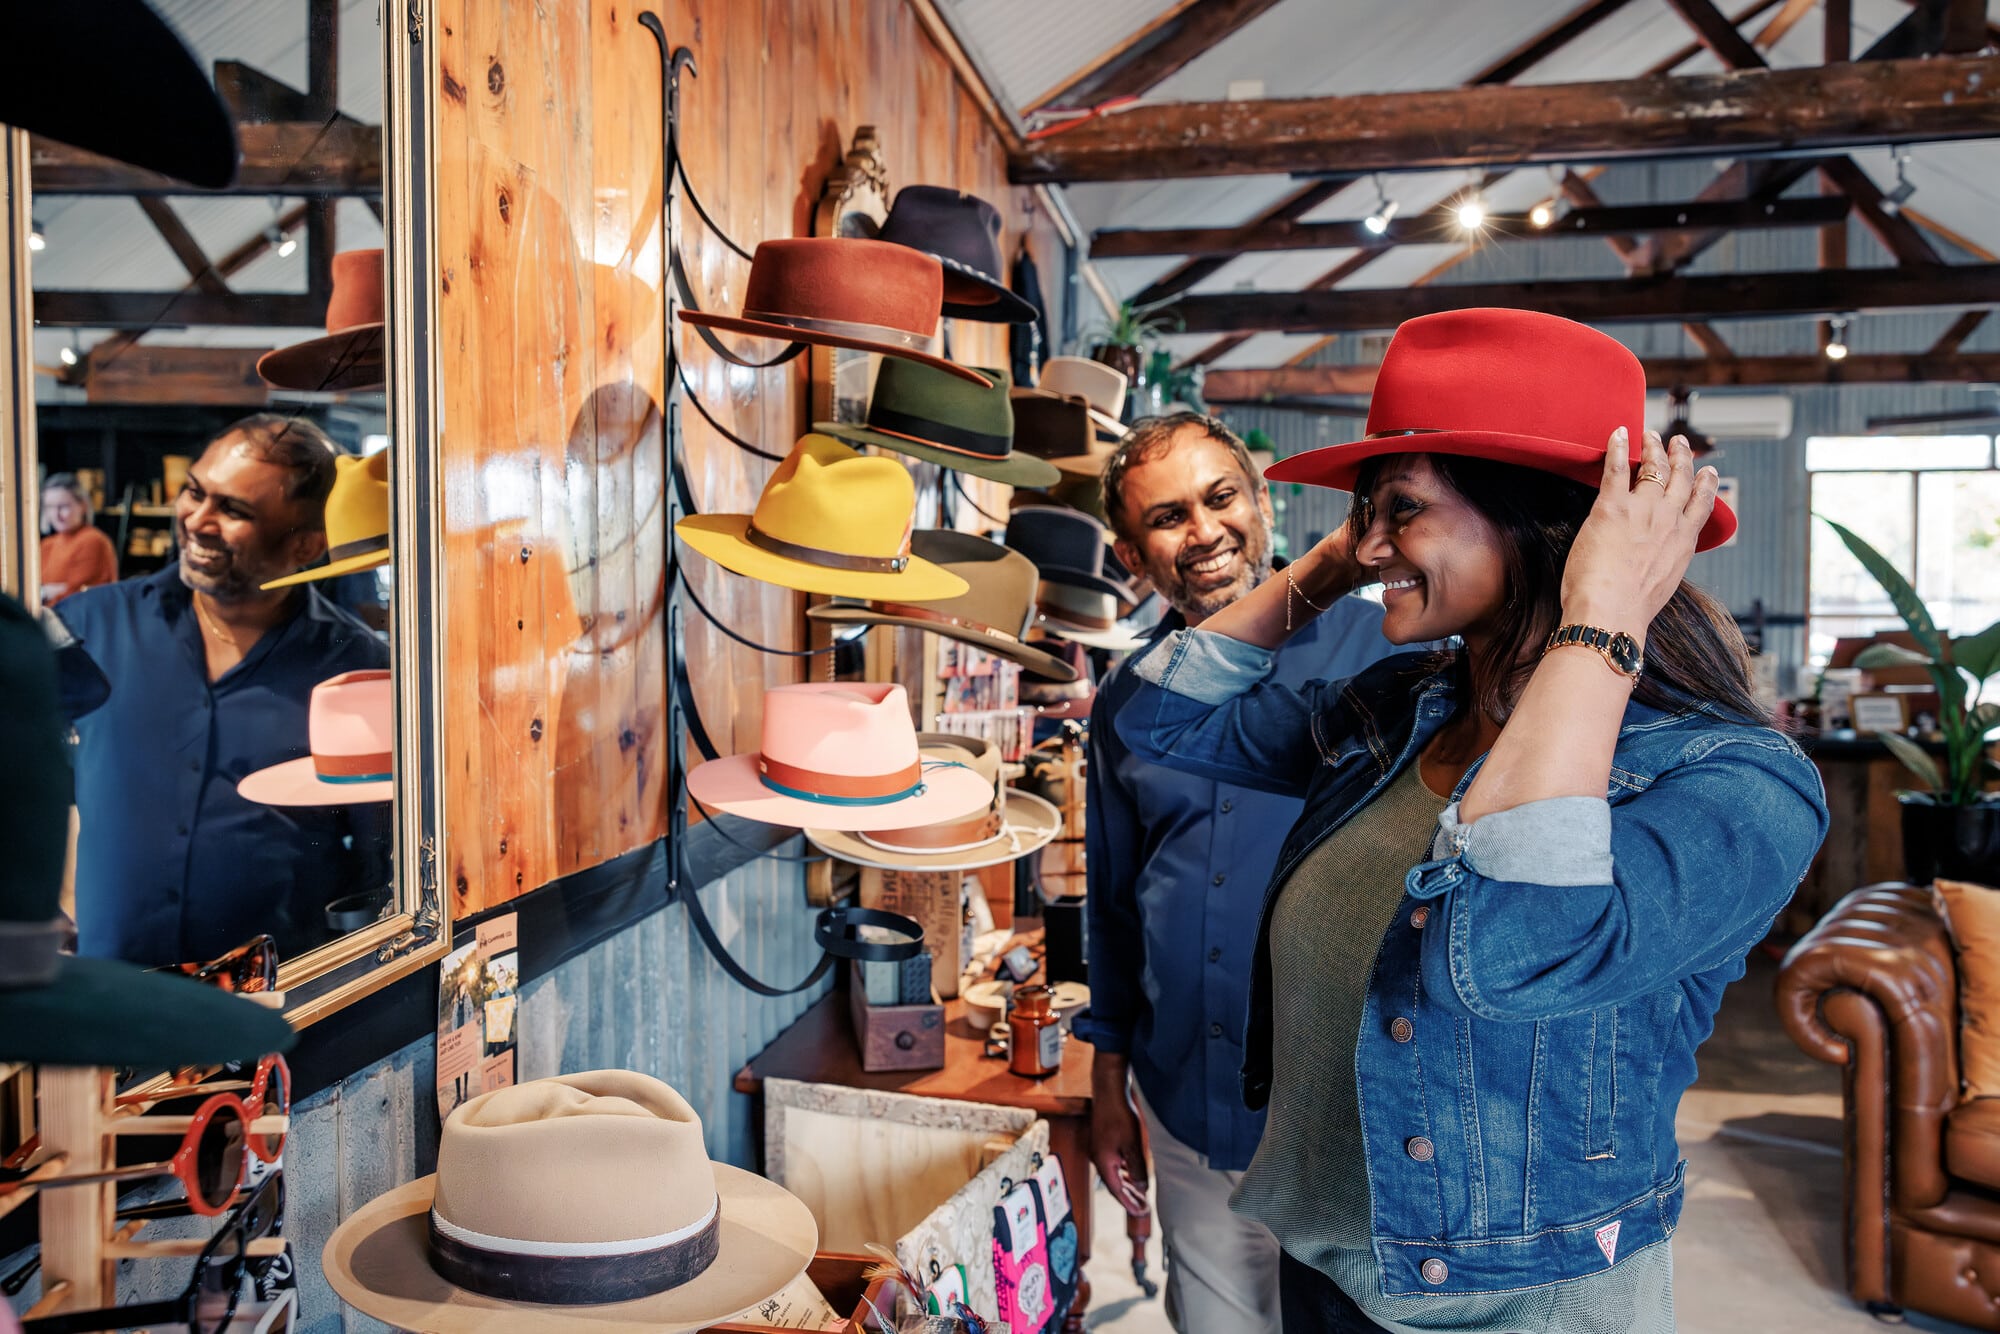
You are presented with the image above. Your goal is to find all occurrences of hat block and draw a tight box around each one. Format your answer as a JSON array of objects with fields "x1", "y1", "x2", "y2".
[{"x1": 1264, "y1": 309, "x2": 1737, "y2": 551}]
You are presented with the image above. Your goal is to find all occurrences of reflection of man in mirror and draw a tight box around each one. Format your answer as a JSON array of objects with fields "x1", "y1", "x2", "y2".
[{"x1": 52, "y1": 413, "x2": 392, "y2": 968}]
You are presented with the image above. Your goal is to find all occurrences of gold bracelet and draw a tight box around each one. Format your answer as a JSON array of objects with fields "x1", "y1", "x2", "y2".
[{"x1": 1284, "y1": 568, "x2": 1330, "y2": 632}]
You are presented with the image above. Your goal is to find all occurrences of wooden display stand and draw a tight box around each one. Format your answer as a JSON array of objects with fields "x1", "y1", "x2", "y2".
[
  {"x1": 1, "y1": 1065, "x2": 288, "y2": 1320},
  {"x1": 847, "y1": 962, "x2": 946, "y2": 1073}
]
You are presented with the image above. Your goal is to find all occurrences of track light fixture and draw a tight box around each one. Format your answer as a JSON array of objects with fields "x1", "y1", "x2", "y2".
[
  {"x1": 1363, "y1": 175, "x2": 1398, "y2": 236},
  {"x1": 27, "y1": 217, "x2": 46, "y2": 252},
  {"x1": 1825, "y1": 316, "x2": 1851, "y2": 361},
  {"x1": 1881, "y1": 147, "x2": 1915, "y2": 216},
  {"x1": 1455, "y1": 195, "x2": 1487, "y2": 232},
  {"x1": 58, "y1": 345, "x2": 78, "y2": 368},
  {"x1": 1528, "y1": 202, "x2": 1554, "y2": 229}
]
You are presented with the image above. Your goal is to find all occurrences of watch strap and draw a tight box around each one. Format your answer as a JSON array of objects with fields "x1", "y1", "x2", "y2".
[{"x1": 1545, "y1": 623, "x2": 1643, "y2": 679}]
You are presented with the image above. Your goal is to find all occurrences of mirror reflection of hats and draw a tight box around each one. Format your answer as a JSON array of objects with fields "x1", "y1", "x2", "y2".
[
  {"x1": 238, "y1": 671, "x2": 394, "y2": 807},
  {"x1": 1037, "y1": 357, "x2": 1129, "y2": 440},
  {"x1": 808, "y1": 531, "x2": 1078, "y2": 682},
  {"x1": 257, "y1": 250, "x2": 388, "y2": 393},
  {"x1": 805, "y1": 733, "x2": 1062, "y2": 873},
  {"x1": 324, "y1": 1071, "x2": 816, "y2": 1332},
  {"x1": 263, "y1": 451, "x2": 391, "y2": 589},
  {"x1": 675, "y1": 435, "x2": 968, "y2": 602},
  {"x1": 678, "y1": 238, "x2": 990, "y2": 386},
  {"x1": 688, "y1": 683, "x2": 994, "y2": 832},
  {"x1": 0, "y1": 0, "x2": 238, "y2": 189},
  {"x1": 876, "y1": 186, "x2": 1037, "y2": 324},
  {"x1": 1011, "y1": 390, "x2": 1116, "y2": 478},
  {"x1": 815, "y1": 360, "x2": 1058, "y2": 488},
  {"x1": 1264, "y1": 308, "x2": 1736, "y2": 550},
  {"x1": 0, "y1": 595, "x2": 296, "y2": 1068},
  {"x1": 1004, "y1": 506, "x2": 1132, "y2": 602}
]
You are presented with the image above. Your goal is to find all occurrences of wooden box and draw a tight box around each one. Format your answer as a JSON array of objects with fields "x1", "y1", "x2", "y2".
[
  {"x1": 848, "y1": 962, "x2": 945, "y2": 1073},
  {"x1": 861, "y1": 865, "x2": 969, "y2": 999},
  {"x1": 701, "y1": 1252, "x2": 907, "y2": 1332}
]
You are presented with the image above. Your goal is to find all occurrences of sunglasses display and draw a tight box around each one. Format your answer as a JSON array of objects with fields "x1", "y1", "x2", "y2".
[{"x1": 22, "y1": 1172, "x2": 285, "y2": 1334}]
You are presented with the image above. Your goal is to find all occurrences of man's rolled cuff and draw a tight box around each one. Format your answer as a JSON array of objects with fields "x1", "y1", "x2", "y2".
[
  {"x1": 1130, "y1": 628, "x2": 1274, "y2": 704},
  {"x1": 1070, "y1": 1010, "x2": 1134, "y2": 1054}
]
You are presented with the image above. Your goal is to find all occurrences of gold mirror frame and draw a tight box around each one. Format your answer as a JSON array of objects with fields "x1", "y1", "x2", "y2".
[
  {"x1": 0, "y1": 0, "x2": 450, "y2": 1030},
  {"x1": 811, "y1": 127, "x2": 891, "y2": 426}
]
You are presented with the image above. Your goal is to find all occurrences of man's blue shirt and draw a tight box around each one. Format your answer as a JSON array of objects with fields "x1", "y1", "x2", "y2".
[
  {"x1": 56, "y1": 565, "x2": 391, "y2": 967},
  {"x1": 1075, "y1": 593, "x2": 1401, "y2": 1169}
]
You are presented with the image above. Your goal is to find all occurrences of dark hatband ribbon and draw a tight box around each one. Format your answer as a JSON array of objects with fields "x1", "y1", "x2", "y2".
[
  {"x1": 743, "y1": 521, "x2": 910, "y2": 573},
  {"x1": 326, "y1": 532, "x2": 391, "y2": 564},
  {"x1": 428, "y1": 1206, "x2": 720, "y2": 1305},
  {"x1": 866, "y1": 404, "x2": 1011, "y2": 461},
  {"x1": 873, "y1": 601, "x2": 1019, "y2": 646}
]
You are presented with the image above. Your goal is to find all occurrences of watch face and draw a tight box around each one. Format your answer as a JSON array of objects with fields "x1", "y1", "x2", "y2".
[{"x1": 1609, "y1": 633, "x2": 1643, "y2": 674}]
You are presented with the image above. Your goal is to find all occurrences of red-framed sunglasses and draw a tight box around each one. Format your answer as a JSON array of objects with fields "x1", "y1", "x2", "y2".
[{"x1": 148, "y1": 934, "x2": 279, "y2": 995}]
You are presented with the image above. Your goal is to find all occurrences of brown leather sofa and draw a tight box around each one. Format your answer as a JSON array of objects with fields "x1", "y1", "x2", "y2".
[{"x1": 1778, "y1": 883, "x2": 2000, "y2": 1329}]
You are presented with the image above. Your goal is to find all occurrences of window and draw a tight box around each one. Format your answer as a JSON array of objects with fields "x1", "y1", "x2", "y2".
[{"x1": 1807, "y1": 435, "x2": 2000, "y2": 669}]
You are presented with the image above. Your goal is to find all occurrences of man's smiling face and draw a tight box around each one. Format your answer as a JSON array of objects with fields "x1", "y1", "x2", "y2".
[{"x1": 1109, "y1": 427, "x2": 1274, "y2": 626}]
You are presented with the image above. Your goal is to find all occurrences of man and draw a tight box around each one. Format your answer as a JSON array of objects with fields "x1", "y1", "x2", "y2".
[
  {"x1": 56, "y1": 413, "x2": 390, "y2": 967},
  {"x1": 1075, "y1": 413, "x2": 1401, "y2": 1333}
]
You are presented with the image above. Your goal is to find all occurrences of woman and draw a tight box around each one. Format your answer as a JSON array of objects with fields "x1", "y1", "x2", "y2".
[
  {"x1": 39, "y1": 473, "x2": 118, "y2": 605},
  {"x1": 1114, "y1": 309, "x2": 1827, "y2": 1333}
]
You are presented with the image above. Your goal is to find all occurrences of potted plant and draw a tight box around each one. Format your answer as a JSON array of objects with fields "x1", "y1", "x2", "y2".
[
  {"x1": 1820, "y1": 517, "x2": 2000, "y2": 883},
  {"x1": 1085, "y1": 298, "x2": 1179, "y2": 386}
]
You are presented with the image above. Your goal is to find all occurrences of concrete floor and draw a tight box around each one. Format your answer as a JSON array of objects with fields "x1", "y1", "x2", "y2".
[{"x1": 1082, "y1": 949, "x2": 1979, "y2": 1333}]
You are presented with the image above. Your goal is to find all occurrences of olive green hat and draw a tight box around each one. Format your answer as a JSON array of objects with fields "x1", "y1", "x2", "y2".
[{"x1": 816, "y1": 360, "x2": 1060, "y2": 488}]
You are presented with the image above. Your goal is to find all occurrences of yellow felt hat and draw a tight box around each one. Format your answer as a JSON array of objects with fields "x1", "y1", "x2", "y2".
[
  {"x1": 262, "y1": 450, "x2": 391, "y2": 589},
  {"x1": 675, "y1": 434, "x2": 968, "y2": 601}
]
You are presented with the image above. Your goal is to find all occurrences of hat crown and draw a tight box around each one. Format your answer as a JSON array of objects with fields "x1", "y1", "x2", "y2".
[
  {"x1": 324, "y1": 250, "x2": 387, "y2": 335},
  {"x1": 1007, "y1": 506, "x2": 1108, "y2": 578},
  {"x1": 867, "y1": 358, "x2": 1014, "y2": 440},
  {"x1": 758, "y1": 682, "x2": 920, "y2": 780},
  {"x1": 1367, "y1": 308, "x2": 1644, "y2": 447},
  {"x1": 325, "y1": 451, "x2": 391, "y2": 550},
  {"x1": 740, "y1": 238, "x2": 943, "y2": 340},
  {"x1": 753, "y1": 435, "x2": 916, "y2": 561},
  {"x1": 884, "y1": 531, "x2": 1039, "y2": 640},
  {"x1": 1040, "y1": 581, "x2": 1118, "y2": 622},
  {"x1": 1009, "y1": 391, "x2": 1095, "y2": 462},
  {"x1": 0, "y1": 598, "x2": 71, "y2": 925},
  {"x1": 879, "y1": 186, "x2": 1006, "y2": 280},
  {"x1": 433, "y1": 1071, "x2": 715, "y2": 1247},
  {"x1": 309, "y1": 669, "x2": 393, "y2": 761},
  {"x1": 1039, "y1": 357, "x2": 1127, "y2": 418}
]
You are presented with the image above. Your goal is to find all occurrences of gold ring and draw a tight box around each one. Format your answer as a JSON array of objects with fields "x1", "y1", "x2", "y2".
[{"x1": 1635, "y1": 467, "x2": 1668, "y2": 489}]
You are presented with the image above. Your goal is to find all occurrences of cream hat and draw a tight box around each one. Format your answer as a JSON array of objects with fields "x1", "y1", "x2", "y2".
[
  {"x1": 804, "y1": 733, "x2": 1062, "y2": 873},
  {"x1": 324, "y1": 1071, "x2": 816, "y2": 1332},
  {"x1": 1039, "y1": 356, "x2": 1129, "y2": 439}
]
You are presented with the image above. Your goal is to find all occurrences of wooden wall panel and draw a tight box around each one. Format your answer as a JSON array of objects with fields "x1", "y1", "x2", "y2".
[{"x1": 436, "y1": 0, "x2": 1071, "y2": 911}]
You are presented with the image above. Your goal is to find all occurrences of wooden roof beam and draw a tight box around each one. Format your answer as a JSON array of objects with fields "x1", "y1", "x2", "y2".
[
  {"x1": 30, "y1": 120, "x2": 381, "y2": 195},
  {"x1": 1206, "y1": 351, "x2": 2000, "y2": 398},
  {"x1": 1009, "y1": 53, "x2": 2000, "y2": 184},
  {"x1": 135, "y1": 199, "x2": 229, "y2": 297},
  {"x1": 1028, "y1": 0, "x2": 1288, "y2": 113},
  {"x1": 1162, "y1": 264, "x2": 2000, "y2": 334}
]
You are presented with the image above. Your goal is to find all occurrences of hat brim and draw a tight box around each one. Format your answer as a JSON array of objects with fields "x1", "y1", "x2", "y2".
[
  {"x1": 675, "y1": 515, "x2": 970, "y2": 602},
  {"x1": 1036, "y1": 565, "x2": 1133, "y2": 601},
  {"x1": 686, "y1": 751, "x2": 994, "y2": 832},
  {"x1": 1033, "y1": 618, "x2": 1148, "y2": 652},
  {"x1": 804, "y1": 789, "x2": 1062, "y2": 872},
  {"x1": 1264, "y1": 430, "x2": 1738, "y2": 552},
  {"x1": 261, "y1": 547, "x2": 390, "y2": 590},
  {"x1": 813, "y1": 423, "x2": 1061, "y2": 488},
  {"x1": 1024, "y1": 690, "x2": 1096, "y2": 720},
  {"x1": 256, "y1": 326, "x2": 387, "y2": 393},
  {"x1": 1085, "y1": 408, "x2": 1127, "y2": 440},
  {"x1": 676, "y1": 312, "x2": 991, "y2": 387},
  {"x1": 323, "y1": 1162, "x2": 815, "y2": 1334},
  {"x1": 932, "y1": 256, "x2": 1039, "y2": 325},
  {"x1": 239, "y1": 756, "x2": 393, "y2": 807},
  {"x1": 0, "y1": 956, "x2": 295, "y2": 1069},
  {"x1": 806, "y1": 603, "x2": 1079, "y2": 682},
  {"x1": 1051, "y1": 447, "x2": 1118, "y2": 478}
]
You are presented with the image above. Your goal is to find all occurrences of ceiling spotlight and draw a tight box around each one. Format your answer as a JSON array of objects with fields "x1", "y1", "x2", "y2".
[
  {"x1": 276, "y1": 232, "x2": 298, "y2": 259},
  {"x1": 1529, "y1": 202, "x2": 1554, "y2": 229},
  {"x1": 1455, "y1": 196, "x2": 1487, "y2": 232},
  {"x1": 27, "y1": 218, "x2": 45, "y2": 252},
  {"x1": 1363, "y1": 175, "x2": 1398, "y2": 237},
  {"x1": 1825, "y1": 316, "x2": 1851, "y2": 361},
  {"x1": 58, "y1": 345, "x2": 78, "y2": 367},
  {"x1": 1882, "y1": 147, "x2": 1915, "y2": 216}
]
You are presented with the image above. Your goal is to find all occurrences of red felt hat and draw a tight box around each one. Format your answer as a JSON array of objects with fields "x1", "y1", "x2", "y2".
[{"x1": 1263, "y1": 308, "x2": 1736, "y2": 551}]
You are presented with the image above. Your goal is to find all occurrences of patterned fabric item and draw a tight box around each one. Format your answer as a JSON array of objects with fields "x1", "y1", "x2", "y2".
[{"x1": 991, "y1": 1178, "x2": 1052, "y2": 1334}]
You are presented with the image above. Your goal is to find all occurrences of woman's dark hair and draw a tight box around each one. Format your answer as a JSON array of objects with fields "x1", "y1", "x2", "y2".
[{"x1": 1347, "y1": 452, "x2": 1767, "y2": 725}]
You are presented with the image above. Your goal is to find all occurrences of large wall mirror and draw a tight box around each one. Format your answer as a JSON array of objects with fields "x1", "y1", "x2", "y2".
[{"x1": 0, "y1": 0, "x2": 446, "y2": 1027}]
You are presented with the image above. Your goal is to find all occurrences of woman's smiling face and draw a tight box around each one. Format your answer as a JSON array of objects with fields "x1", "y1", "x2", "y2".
[{"x1": 1351, "y1": 454, "x2": 1511, "y2": 649}]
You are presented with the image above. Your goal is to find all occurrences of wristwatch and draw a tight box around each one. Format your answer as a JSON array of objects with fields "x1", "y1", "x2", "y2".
[{"x1": 1545, "y1": 623, "x2": 1644, "y2": 680}]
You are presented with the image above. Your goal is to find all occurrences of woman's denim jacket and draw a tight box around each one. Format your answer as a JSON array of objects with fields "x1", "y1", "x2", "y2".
[{"x1": 1116, "y1": 631, "x2": 1829, "y2": 1298}]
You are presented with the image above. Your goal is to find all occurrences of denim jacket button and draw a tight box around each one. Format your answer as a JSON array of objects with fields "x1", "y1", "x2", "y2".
[
  {"x1": 1421, "y1": 1258, "x2": 1449, "y2": 1285},
  {"x1": 1406, "y1": 1136, "x2": 1434, "y2": 1162},
  {"x1": 1410, "y1": 905, "x2": 1430, "y2": 930},
  {"x1": 1389, "y1": 1017, "x2": 1414, "y2": 1043}
]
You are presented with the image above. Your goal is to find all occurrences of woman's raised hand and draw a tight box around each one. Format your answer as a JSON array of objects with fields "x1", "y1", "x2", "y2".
[{"x1": 1560, "y1": 427, "x2": 1718, "y2": 643}]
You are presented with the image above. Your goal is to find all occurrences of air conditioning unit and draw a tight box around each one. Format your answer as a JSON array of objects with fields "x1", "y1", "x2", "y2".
[{"x1": 1643, "y1": 391, "x2": 1793, "y2": 439}]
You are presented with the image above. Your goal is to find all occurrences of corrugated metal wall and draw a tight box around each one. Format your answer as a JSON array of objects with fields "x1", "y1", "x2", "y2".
[
  {"x1": 1216, "y1": 160, "x2": 2000, "y2": 695},
  {"x1": 50, "y1": 852, "x2": 825, "y2": 1334}
]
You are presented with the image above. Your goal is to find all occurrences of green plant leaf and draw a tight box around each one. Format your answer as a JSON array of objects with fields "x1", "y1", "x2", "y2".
[
  {"x1": 1876, "y1": 729, "x2": 1943, "y2": 792},
  {"x1": 1817, "y1": 516, "x2": 1943, "y2": 660},
  {"x1": 1954, "y1": 619, "x2": 2000, "y2": 685},
  {"x1": 1973, "y1": 701, "x2": 2000, "y2": 738},
  {"x1": 1852, "y1": 642, "x2": 1936, "y2": 671}
]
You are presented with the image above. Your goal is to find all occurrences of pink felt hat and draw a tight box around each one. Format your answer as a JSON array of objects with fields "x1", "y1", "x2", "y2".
[
  {"x1": 238, "y1": 670, "x2": 393, "y2": 806},
  {"x1": 686, "y1": 683, "x2": 994, "y2": 832}
]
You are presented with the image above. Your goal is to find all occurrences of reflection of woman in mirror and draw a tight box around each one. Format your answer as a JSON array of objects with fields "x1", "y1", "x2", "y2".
[{"x1": 39, "y1": 473, "x2": 118, "y2": 605}]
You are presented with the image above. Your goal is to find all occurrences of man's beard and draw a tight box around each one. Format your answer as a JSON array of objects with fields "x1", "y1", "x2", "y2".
[
  {"x1": 176, "y1": 520, "x2": 277, "y2": 602},
  {"x1": 1158, "y1": 530, "x2": 1274, "y2": 624}
]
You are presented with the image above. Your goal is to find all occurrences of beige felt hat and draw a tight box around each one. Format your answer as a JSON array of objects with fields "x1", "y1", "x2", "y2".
[
  {"x1": 1038, "y1": 356, "x2": 1129, "y2": 440},
  {"x1": 323, "y1": 1071, "x2": 815, "y2": 1333},
  {"x1": 804, "y1": 733, "x2": 1062, "y2": 873}
]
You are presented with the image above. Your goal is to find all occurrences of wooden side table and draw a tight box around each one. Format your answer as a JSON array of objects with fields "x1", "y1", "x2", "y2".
[{"x1": 736, "y1": 966, "x2": 1097, "y2": 1334}]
